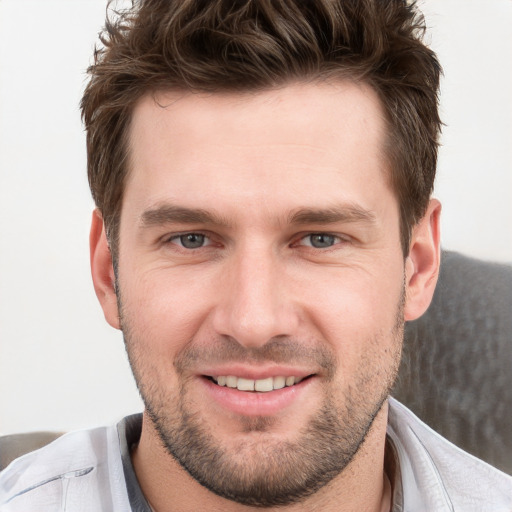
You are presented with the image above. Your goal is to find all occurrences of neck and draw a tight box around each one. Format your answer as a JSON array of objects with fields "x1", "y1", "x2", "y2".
[{"x1": 132, "y1": 402, "x2": 392, "y2": 512}]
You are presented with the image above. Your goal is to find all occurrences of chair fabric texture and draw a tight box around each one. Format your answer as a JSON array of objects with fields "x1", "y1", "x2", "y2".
[
  {"x1": 394, "y1": 250, "x2": 512, "y2": 475},
  {"x1": 0, "y1": 431, "x2": 63, "y2": 471}
]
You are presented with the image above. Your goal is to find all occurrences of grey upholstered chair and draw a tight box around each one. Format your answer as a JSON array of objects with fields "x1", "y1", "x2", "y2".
[
  {"x1": 0, "y1": 431, "x2": 63, "y2": 471},
  {"x1": 1, "y1": 251, "x2": 511, "y2": 474},
  {"x1": 394, "y1": 250, "x2": 512, "y2": 475}
]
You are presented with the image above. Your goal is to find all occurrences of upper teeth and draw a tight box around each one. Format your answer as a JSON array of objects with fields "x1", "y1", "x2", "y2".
[{"x1": 213, "y1": 375, "x2": 303, "y2": 392}]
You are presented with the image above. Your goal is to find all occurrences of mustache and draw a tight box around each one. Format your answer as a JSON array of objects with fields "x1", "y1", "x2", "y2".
[{"x1": 174, "y1": 336, "x2": 337, "y2": 380}]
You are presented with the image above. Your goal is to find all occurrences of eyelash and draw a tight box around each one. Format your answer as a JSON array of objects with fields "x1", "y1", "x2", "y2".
[
  {"x1": 163, "y1": 231, "x2": 348, "y2": 251},
  {"x1": 165, "y1": 232, "x2": 213, "y2": 249},
  {"x1": 295, "y1": 233, "x2": 345, "y2": 249}
]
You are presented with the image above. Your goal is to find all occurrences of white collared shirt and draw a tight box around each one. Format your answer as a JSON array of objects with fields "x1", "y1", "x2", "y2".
[{"x1": 1, "y1": 399, "x2": 511, "y2": 511}]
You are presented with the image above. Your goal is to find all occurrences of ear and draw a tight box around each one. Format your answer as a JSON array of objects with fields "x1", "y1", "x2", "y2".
[
  {"x1": 404, "y1": 199, "x2": 442, "y2": 322},
  {"x1": 90, "y1": 209, "x2": 121, "y2": 329}
]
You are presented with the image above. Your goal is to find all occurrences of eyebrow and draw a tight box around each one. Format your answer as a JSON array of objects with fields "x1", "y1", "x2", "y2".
[
  {"x1": 140, "y1": 203, "x2": 376, "y2": 229},
  {"x1": 288, "y1": 205, "x2": 377, "y2": 225},
  {"x1": 140, "y1": 205, "x2": 232, "y2": 228}
]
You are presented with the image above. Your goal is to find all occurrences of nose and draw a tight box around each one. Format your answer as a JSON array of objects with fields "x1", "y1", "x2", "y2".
[{"x1": 212, "y1": 243, "x2": 299, "y2": 348}]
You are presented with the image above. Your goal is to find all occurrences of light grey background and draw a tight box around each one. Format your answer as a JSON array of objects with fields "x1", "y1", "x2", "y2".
[{"x1": 0, "y1": 0, "x2": 511, "y2": 434}]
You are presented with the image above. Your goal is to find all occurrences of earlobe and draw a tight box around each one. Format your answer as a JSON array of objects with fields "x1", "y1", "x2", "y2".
[
  {"x1": 90, "y1": 209, "x2": 121, "y2": 329},
  {"x1": 404, "y1": 199, "x2": 442, "y2": 322}
]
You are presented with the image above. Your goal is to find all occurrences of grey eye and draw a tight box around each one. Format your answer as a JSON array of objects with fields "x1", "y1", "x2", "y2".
[
  {"x1": 179, "y1": 233, "x2": 206, "y2": 249},
  {"x1": 308, "y1": 234, "x2": 337, "y2": 248}
]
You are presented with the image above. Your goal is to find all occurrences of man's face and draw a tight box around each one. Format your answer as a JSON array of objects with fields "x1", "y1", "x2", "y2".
[{"x1": 115, "y1": 82, "x2": 406, "y2": 506}]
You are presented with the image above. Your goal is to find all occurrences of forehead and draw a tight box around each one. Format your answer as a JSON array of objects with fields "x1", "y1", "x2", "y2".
[
  {"x1": 125, "y1": 81, "x2": 392, "y2": 221},
  {"x1": 129, "y1": 81, "x2": 386, "y2": 152}
]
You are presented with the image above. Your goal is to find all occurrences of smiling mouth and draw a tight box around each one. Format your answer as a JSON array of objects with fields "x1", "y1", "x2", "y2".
[{"x1": 208, "y1": 375, "x2": 312, "y2": 393}]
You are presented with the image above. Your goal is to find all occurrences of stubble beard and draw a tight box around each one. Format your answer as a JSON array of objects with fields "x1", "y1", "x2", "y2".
[{"x1": 120, "y1": 292, "x2": 404, "y2": 508}]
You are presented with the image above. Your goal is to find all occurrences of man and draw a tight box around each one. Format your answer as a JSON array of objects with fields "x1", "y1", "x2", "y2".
[{"x1": 1, "y1": 0, "x2": 511, "y2": 510}]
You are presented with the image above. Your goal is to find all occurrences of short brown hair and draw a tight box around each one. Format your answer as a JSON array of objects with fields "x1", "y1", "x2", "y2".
[{"x1": 81, "y1": 0, "x2": 442, "y2": 260}]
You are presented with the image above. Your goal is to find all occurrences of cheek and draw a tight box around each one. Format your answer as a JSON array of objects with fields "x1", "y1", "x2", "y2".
[
  {"x1": 119, "y1": 268, "x2": 217, "y2": 354},
  {"x1": 301, "y1": 264, "x2": 403, "y2": 321},
  {"x1": 297, "y1": 264, "x2": 404, "y2": 360}
]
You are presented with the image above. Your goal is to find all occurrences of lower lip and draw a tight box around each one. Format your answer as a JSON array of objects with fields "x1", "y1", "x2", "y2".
[{"x1": 201, "y1": 377, "x2": 313, "y2": 417}]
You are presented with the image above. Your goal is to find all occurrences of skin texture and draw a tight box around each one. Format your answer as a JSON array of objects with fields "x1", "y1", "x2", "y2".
[{"x1": 90, "y1": 82, "x2": 441, "y2": 512}]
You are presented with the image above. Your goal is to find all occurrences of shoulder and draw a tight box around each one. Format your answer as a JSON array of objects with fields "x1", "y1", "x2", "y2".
[
  {"x1": 388, "y1": 397, "x2": 512, "y2": 511},
  {"x1": 0, "y1": 424, "x2": 130, "y2": 511}
]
